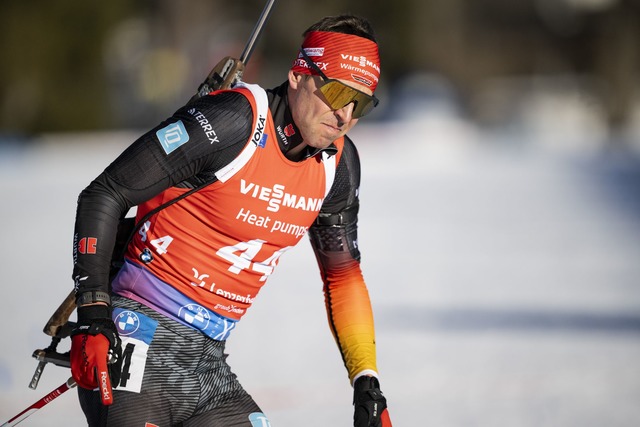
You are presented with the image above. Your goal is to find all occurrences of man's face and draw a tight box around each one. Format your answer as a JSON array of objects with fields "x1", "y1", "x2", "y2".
[{"x1": 287, "y1": 71, "x2": 373, "y2": 149}]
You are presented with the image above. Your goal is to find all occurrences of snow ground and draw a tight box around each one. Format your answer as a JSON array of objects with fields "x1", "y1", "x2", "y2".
[{"x1": 1, "y1": 112, "x2": 639, "y2": 426}]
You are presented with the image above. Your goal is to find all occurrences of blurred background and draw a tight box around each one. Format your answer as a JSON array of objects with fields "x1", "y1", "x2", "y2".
[
  {"x1": 1, "y1": 0, "x2": 640, "y2": 138},
  {"x1": 1, "y1": 0, "x2": 640, "y2": 426}
]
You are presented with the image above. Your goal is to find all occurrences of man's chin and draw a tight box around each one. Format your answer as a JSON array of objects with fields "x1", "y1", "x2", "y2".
[{"x1": 319, "y1": 131, "x2": 346, "y2": 146}]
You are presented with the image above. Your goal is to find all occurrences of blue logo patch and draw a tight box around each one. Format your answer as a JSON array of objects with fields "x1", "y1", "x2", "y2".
[
  {"x1": 115, "y1": 310, "x2": 140, "y2": 336},
  {"x1": 177, "y1": 303, "x2": 211, "y2": 330},
  {"x1": 156, "y1": 120, "x2": 189, "y2": 154},
  {"x1": 257, "y1": 133, "x2": 268, "y2": 148},
  {"x1": 112, "y1": 308, "x2": 157, "y2": 344},
  {"x1": 248, "y1": 412, "x2": 272, "y2": 427}
]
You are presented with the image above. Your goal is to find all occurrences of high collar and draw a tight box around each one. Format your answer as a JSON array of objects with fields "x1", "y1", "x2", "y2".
[{"x1": 266, "y1": 81, "x2": 338, "y2": 161}]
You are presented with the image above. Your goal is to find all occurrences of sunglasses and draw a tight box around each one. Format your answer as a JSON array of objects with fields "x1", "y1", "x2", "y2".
[{"x1": 298, "y1": 48, "x2": 379, "y2": 119}]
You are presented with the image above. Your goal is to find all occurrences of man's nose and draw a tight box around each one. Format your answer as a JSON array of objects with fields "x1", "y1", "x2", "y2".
[{"x1": 334, "y1": 102, "x2": 355, "y2": 123}]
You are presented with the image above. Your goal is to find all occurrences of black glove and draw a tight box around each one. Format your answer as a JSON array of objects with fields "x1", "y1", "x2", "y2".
[
  {"x1": 353, "y1": 376, "x2": 392, "y2": 427},
  {"x1": 70, "y1": 305, "x2": 123, "y2": 404}
]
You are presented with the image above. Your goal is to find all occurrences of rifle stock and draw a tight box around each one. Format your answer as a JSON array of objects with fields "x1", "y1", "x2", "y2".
[
  {"x1": 42, "y1": 290, "x2": 75, "y2": 337},
  {"x1": 191, "y1": 0, "x2": 275, "y2": 100},
  {"x1": 191, "y1": 56, "x2": 246, "y2": 101}
]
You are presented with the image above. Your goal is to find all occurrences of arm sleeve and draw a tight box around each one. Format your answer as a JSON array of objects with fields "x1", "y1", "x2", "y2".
[
  {"x1": 308, "y1": 137, "x2": 378, "y2": 383},
  {"x1": 72, "y1": 92, "x2": 252, "y2": 298}
]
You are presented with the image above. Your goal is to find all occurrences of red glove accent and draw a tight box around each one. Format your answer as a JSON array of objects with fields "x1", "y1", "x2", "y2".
[
  {"x1": 71, "y1": 333, "x2": 114, "y2": 405},
  {"x1": 380, "y1": 408, "x2": 392, "y2": 426}
]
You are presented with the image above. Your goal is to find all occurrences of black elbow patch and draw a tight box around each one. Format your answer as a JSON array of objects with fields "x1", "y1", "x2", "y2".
[
  {"x1": 309, "y1": 226, "x2": 361, "y2": 261},
  {"x1": 311, "y1": 227, "x2": 346, "y2": 252}
]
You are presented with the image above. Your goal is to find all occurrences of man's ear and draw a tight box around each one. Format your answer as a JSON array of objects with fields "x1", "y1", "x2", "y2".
[{"x1": 288, "y1": 70, "x2": 302, "y2": 89}]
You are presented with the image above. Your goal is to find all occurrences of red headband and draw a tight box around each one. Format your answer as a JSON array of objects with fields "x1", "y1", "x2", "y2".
[{"x1": 291, "y1": 31, "x2": 381, "y2": 92}]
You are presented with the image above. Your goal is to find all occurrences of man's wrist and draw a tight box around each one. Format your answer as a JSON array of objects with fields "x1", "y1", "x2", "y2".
[
  {"x1": 351, "y1": 369, "x2": 379, "y2": 386},
  {"x1": 76, "y1": 290, "x2": 111, "y2": 307},
  {"x1": 76, "y1": 303, "x2": 112, "y2": 322}
]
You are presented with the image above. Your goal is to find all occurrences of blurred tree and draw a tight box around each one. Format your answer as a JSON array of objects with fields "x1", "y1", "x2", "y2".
[
  {"x1": 0, "y1": 0, "x2": 638, "y2": 135},
  {"x1": 0, "y1": 1, "x2": 138, "y2": 134}
]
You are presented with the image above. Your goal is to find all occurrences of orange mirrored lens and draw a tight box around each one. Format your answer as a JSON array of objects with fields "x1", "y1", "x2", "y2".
[{"x1": 318, "y1": 81, "x2": 378, "y2": 118}]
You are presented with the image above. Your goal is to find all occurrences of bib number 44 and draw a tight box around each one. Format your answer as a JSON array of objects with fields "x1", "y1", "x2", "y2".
[
  {"x1": 217, "y1": 239, "x2": 291, "y2": 281},
  {"x1": 138, "y1": 221, "x2": 290, "y2": 282}
]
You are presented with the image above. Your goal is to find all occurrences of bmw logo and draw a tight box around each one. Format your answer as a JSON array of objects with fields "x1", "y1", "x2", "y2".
[
  {"x1": 178, "y1": 304, "x2": 211, "y2": 330},
  {"x1": 115, "y1": 310, "x2": 141, "y2": 336}
]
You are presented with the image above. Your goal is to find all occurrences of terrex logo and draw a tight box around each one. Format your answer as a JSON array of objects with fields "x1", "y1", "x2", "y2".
[
  {"x1": 240, "y1": 179, "x2": 324, "y2": 213},
  {"x1": 187, "y1": 108, "x2": 219, "y2": 144},
  {"x1": 293, "y1": 58, "x2": 329, "y2": 71}
]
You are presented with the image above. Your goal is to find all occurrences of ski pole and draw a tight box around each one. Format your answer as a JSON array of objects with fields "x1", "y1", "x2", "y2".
[
  {"x1": 192, "y1": 0, "x2": 277, "y2": 99},
  {"x1": 1, "y1": 377, "x2": 76, "y2": 427}
]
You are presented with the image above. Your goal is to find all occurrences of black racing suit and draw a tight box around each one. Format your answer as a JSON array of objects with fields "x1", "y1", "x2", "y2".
[{"x1": 73, "y1": 81, "x2": 375, "y2": 426}]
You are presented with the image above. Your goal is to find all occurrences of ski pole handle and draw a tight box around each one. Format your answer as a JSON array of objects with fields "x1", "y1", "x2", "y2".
[
  {"x1": 28, "y1": 360, "x2": 47, "y2": 390},
  {"x1": 1, "y1": 377, "x2": 76, "y2": 427}
]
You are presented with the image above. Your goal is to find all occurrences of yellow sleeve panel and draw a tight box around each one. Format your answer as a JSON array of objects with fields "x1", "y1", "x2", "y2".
[{"x1": 321, "y1": 251, "x2": 378, "y2": 382}]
